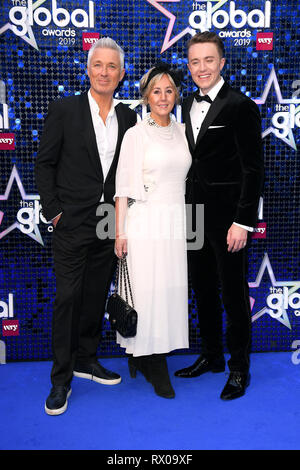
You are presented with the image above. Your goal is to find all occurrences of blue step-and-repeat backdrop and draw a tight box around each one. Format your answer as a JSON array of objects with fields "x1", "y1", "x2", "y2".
[{"x1": 0, "y1": 0, "x2": 299, "y2": 362}]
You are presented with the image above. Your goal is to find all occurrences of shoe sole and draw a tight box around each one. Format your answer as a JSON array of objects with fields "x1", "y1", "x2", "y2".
[
  {"x1": 45, "y1": 389, "x2": 72, "y2": 416},
  {"x1": 73, "y1": 371, "x2": 121, "y2": 385}
]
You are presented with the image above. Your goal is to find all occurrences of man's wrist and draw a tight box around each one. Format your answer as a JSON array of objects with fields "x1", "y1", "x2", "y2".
[{"x1": 233, "y1": 222, "x2": 253, "y2": 232}]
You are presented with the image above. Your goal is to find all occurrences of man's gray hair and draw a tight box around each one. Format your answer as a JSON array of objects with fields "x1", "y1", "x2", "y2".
[{"x1": 87, "y1": 37, "x2": 125, "y2": 70}]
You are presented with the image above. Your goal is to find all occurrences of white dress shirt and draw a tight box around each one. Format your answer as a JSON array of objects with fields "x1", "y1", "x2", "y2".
[
  {"x1": 190, "y1": 77, "x2": 253, "y2": 232},
  {"x1": 52, "y1": 91, "x2": 119, "y2": 221},
  {"x1": 88, "y1": 90, "x2": 119, "y2": 202},
  {"x1": 190, "y1": 76, "x2": 225, "y2": 143}
]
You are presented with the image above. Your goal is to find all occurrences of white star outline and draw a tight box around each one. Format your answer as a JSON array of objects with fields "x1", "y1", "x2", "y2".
[
  {"x1": 0, "y1": 165, "x2": 44, "y2": 246},
  {"x1": 146, "y1": 0, "x2": 228, "y2": 53},
  {"x1": 249, "y1": 252, "x2": 300, "y2": 330},
  {"x1": 146, "y1": 2, "x2": 300, "y2": 149},
  {"x1": 0, "y1": 0, "x2": 47, "y2": 50},
  {"x1": 253, "y1": 67, "x2": 300, "y2": 150}
]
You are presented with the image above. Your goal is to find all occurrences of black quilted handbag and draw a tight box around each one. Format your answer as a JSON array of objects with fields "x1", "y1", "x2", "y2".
[{"x1": 106, "y1": 256, "x2": 137, "y2": 338}]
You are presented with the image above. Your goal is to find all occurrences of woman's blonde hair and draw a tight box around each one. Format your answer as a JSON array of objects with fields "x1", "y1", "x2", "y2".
[{"x1": 139, "y1": 68, "x2": 180, "y2": 105}]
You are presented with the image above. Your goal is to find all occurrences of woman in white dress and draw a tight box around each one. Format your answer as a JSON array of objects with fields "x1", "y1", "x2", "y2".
[{"x1": 114, "y1": 64, "x2": 192, "y2": 398}]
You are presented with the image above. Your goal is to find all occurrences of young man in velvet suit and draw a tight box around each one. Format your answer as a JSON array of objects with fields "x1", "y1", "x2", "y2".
[
  {"x1": 35, "y1": 38, "x2": 138, "y2": 415},
  {"x1": 175, "y1": 32, "x2": 264, "y2": 400}
]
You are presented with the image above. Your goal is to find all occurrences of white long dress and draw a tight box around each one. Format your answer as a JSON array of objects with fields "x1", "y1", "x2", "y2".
[{"x1": 114, "y1": 115, "x2": 192, "y2": 356}]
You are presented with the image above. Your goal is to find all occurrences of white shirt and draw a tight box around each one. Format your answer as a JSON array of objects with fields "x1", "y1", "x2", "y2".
[
  {"x1": 190, "y1": 76, "x2": 225, "y2": 143},
  {"x1": 190, "y1": 77, "x2": 253, "y2": 232},
  {"x1": 88, "y1": 90, "x2": 119, "y2": 200},
  {"x1": 52, "y1": 91, "x2": 119, "y2": 220}
]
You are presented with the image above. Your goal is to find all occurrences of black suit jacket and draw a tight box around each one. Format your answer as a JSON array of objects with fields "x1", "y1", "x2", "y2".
[
  {"x1": 183, "y1": 82, "x2": 264, "y2": 229},
  {"x1": 35, "y1": 93, "x2": 138, "y2": 228}
]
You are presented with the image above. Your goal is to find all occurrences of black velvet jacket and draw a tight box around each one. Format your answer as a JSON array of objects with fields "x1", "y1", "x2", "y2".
[{"x1": 183, "y1": 82, "x2": 264, "y2": 229}]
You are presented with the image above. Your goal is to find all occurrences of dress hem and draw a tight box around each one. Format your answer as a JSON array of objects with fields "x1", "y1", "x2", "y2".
[{"x1": 116, "y1": 341, "x2": 189, "y2": 357}]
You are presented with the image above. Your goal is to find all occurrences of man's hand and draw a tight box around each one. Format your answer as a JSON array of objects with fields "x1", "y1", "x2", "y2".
[
  {"x1": 52, "y1": 213, "x2": 62, "y2": 228},
  {"x1": 227, "y1": 224, "x2": 248, "y2": 252}
]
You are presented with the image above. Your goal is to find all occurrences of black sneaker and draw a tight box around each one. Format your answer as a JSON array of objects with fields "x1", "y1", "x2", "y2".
[
  {"x1": 45, "y1": 385, "x2": 72, "y2": 416},
  {"x1": 73, "y1": 361, "x2": 121, "y2": 385}
]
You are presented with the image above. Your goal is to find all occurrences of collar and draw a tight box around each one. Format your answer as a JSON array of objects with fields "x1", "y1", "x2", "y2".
[
  {"x1": 198, "y1": 76, "x2": 224, "y2": 102},
  {"x1": 88, "y1": 89, "x2": 119, "y2": 117}
]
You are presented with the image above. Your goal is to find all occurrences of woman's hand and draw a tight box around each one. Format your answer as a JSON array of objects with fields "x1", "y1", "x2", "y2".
[{"x1": 115, "y1": 234, "x2": 128, "y2": 259}]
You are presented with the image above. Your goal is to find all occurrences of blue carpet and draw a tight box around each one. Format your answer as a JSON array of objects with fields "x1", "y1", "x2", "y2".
[{"x1": 0, "y1": 352, "x2": 299, "y2": 450}]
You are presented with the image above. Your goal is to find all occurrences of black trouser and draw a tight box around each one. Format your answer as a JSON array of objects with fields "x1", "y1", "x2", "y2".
[
  {"x1": 50, "y1": 215, "x2": 117, "y2": 386},
  {"x1": 188, "y1": 229, "x2": 251, "y2": 373}
]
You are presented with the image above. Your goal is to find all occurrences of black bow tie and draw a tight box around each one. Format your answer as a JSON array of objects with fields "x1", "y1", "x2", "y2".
[{"x1": 194, "y1": 93, "x2": 212, "y2": 104}]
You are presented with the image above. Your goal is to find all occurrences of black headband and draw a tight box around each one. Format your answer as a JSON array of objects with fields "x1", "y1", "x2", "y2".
[{"x1": 141, "y1": 63, "x2": 183, "y2": 93}]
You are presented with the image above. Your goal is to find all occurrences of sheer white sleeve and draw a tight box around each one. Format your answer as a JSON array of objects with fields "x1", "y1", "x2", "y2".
[{"x1": 114, "y1": 125, "x2": 147, "y2": 202}]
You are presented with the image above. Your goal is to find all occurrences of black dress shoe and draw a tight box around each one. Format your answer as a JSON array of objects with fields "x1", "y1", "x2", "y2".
[
  {"x1": 45, "y1": 385, "x2": 71, "y2": 416},
  {"x1": 174, "y1": 355, "x2": 225, "y2": 378},
  {"x1": 220, "y1": 372, "x2": 250, "y2": 400},
  {"x1": 73, "y1": 361, "x2": 121, "y2": 385}
]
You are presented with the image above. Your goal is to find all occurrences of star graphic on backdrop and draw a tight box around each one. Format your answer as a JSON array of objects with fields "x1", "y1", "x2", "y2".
[
  {"x1": 0, "y1": 0, "x2": 47, "y2": 50},
  {"x1": 120, "y1": 99, "x2": 142, "y2": 110},
  {"x1": 249, "y1": 252, "x2": 300, "y2": 329},
  {"x1": 146, "y1": 0, "x2": 228, "y2": 53},
  {"x1": 253, "y1": 66, "x2": 300, "y2": 150},
  {"x1": 0, "y1": 166, "x2": 44, "y2": 245}
]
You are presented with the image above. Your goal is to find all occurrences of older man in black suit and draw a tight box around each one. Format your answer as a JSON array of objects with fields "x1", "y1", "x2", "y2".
[
  {"x1": 175, "y1": 32, "x2": 264, "y2": 400},
  {"x1": 35, "y1": 37, "x2": 138, "y2": 415}
]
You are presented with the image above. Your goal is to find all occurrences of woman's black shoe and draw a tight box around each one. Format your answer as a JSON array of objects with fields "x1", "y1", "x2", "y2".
[
  {"x1": 148, "y1": 354, "x2": 175, "y2": 399},
  {"x1": 128, "y1": 356, "x2": 150, "y2": 382}
]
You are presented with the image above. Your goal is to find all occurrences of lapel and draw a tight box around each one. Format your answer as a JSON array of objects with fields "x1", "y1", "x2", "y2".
[
  {"x1": 80, "y1": 92, "x2": 104, "y2": 181},
  {"x1": 195, "y1": 81, "x2": 230, "y2": 148},
  {"x1": 183, "y1": 95, "x2": 196, "y2": 152},
  {"x1": 105, "y1": 102, "x2": 126, "y2": 183},
  {"x1": 79, "y1": 97, "x2": 133, "y2": 183}
]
